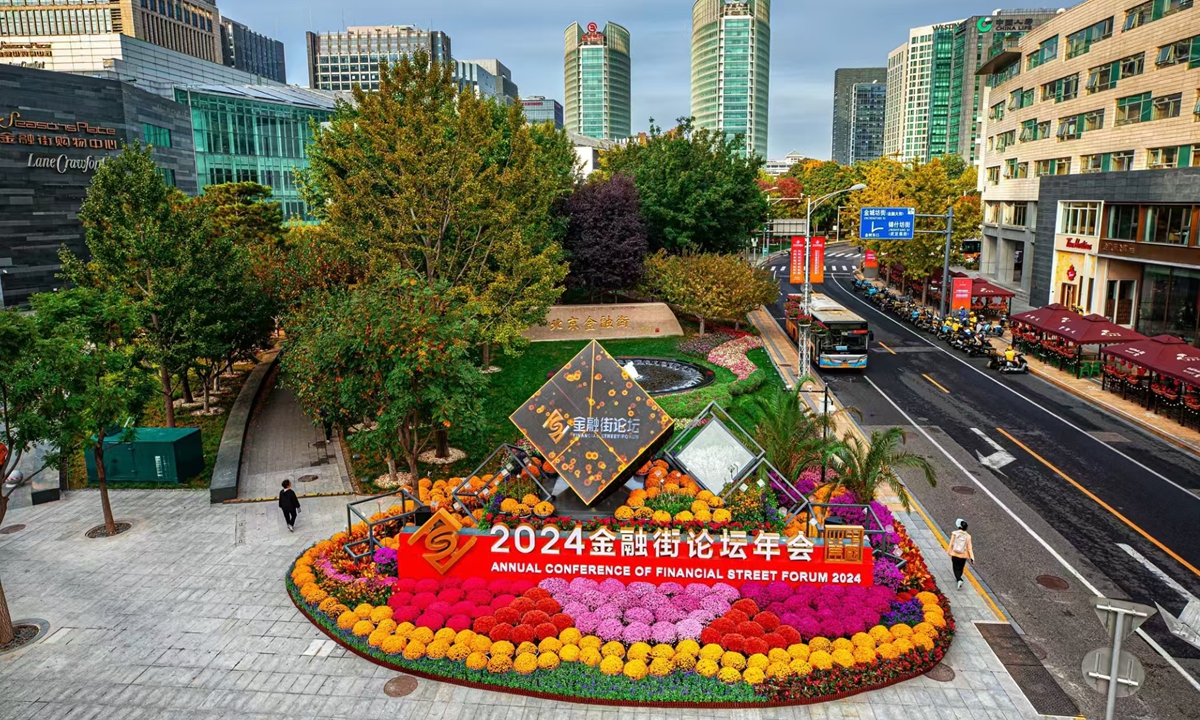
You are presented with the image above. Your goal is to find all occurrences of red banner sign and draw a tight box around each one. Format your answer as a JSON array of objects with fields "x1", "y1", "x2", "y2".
[
  {"x1": 951, "y1": 277, "x2": 974, "y2": 312},
  {"x1": 864, "y1": 249, "x2": 878, "y2": 269},
  {"x1": 400, "y1": 512, "x2": 874, "y2": 590},
  {"x1": 789, "y1": 236, "x2": 826, "y2": 286}
]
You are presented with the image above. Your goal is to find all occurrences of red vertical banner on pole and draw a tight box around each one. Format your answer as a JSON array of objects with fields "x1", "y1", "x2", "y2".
[
  {"x1": 951, "y1": 277, "x2": 974, "y2": 313},
  {"x1": 864, "y1": 249, "x2": 878, "y2": 269},
  {"x1": 809, "y1": 237, "x2": 826, "y2": 285},
  {"x1": 789, "y1": 237, "x2": 804, "y2": 285}
]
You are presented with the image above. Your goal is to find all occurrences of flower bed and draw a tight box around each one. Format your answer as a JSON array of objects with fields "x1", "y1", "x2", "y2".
[
  {"x1": 707, "y1": 336, "x2": 764, "y2": 381},
  {"x1": 288, "y1": 503, "x2": 954, "y2": 706}
]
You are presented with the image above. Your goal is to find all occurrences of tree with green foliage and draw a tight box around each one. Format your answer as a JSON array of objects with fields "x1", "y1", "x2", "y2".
[
  {"x1": 746, "y1": 387, "x2": 847, "y2": 484},
  {"x1": 842, "y1": 157, "x2": 981, "y2": 302},
  {"x1": 301, "y1": 51, "x2": 575, "y2": 366},
  {"x1": 283, "y1": 270, "x2": 484, "y2": 479},
  {"x1": 832, "y1": 427, "x2": 936, "y2": 510},
  {"x1": 29, "y1": 288, "x2": 156, "y2": 535},
  {"x1": 197, "y1": 182, "x2": 286, "y2": 313},
  {"x1": 601, "y1": 118, "x2": 768, "y2": 255},
  {"x1": 64, "y1": 144, "x2": 212, "y2": 428},
  {"x1": 276, "y1": 224, "x2": 369, "y2": 312},
  {"x1": 785, "y1": 159, "x2": 866, "y2": 232},
  {"x1": 642, "y1": 251, "x2": 778, "y2": 334}
]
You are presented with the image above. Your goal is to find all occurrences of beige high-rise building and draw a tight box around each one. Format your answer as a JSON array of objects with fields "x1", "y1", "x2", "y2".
[
  {"x1": 977, "y1": 0, "x2": 1200, "y2": 328},
  {"x1": 0, "y1": 0, "x2": 223, "y2": 64}
]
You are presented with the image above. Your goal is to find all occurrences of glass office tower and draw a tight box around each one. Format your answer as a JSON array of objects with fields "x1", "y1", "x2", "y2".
[
  {"x1": 564, "y1": 21, "x2": 631, "y2": 141},
  {"x1": 690, "y1": 0, "x2": 770, "y2": 159}
]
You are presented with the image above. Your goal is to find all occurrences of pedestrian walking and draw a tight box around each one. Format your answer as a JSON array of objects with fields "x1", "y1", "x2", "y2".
[
  {"x1": 947, "y1": 519, "x2": 974, "y2": 590},
  {"x1": 280, "y1": 479, "x2": 301, "y2": 531}
]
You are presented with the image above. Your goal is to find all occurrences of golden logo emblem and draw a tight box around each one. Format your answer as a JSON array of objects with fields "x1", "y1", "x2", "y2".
[{"x1": 408, "y1": 508, "x2": 477, "y2": 575}]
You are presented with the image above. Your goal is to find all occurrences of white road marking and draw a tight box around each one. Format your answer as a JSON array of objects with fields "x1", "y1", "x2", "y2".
[
  {"x1": 862, "y1": 375, "x2": 1200, "y2": 692},
  {"x1": 1118, "y1": 543, "x2": 1198, "y2": 603},
  {"x1": 831, "y1": 275, "x2": 1200, "y2": 505},
  {"x1": 971, "y1": 428, "x2": 1017, "y2": 471}
]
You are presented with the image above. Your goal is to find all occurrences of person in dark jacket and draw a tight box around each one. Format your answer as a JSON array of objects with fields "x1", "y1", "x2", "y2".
[{"x1": 280, "y1": 479, "x2": 301, "y2": 531}]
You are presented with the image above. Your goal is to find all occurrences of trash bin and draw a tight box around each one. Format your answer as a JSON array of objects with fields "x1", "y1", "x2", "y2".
[{"x1": 85, "y1": 427, "x2": 204, "y2": 484}]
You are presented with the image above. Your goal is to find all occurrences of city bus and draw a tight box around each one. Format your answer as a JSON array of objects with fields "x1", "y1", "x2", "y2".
[{"x1": 786, "y1": 293, "x2": 872, "y2": 370}]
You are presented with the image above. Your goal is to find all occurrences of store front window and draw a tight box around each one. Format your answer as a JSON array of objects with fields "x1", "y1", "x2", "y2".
[{"x1": 1138, "y1": 265, "x2": 1200, "y2": 343}]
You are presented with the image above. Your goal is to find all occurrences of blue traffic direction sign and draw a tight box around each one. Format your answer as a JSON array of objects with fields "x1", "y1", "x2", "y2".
[{"x1": 860, "y1": 207, "x2": 915, "y2": 240}]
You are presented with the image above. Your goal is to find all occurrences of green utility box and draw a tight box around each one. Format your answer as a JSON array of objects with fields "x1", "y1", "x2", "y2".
[{"x1": 84, "y1": 427, "x2": 204, "y2": 484}]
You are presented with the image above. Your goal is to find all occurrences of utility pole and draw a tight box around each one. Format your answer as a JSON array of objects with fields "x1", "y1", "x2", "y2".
[{"x1": 938, "y1": 205, "x2": 955, "y2": 322}]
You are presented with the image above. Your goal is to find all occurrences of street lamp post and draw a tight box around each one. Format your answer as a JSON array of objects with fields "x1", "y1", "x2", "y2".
[{"x1": 799, "y1": 184, "x2": 867, "y2": 374}]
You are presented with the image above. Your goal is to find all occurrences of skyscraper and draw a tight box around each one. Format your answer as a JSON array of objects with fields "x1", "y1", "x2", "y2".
[
  {"x1": 306, "y1": 26, "x2": 451, "y2": 92},
  {"x1": 690, "y1": 0, "x2": 770, "y2": 159},
  {"x1": 884, "y1": 23, "x2": 956, "y2": 162},
  {"x1": 522, "y1": 97, "x2": 564, "y2": 129},
  {"x1": 462, "y1": 59, "x2": 518, "y2": 105},
  {"x1": 849, "y1": 81, "x2": 887, "y2": 164},
  {"x1": 832, "y1": 68, "x2": 885, "y2": 164},
  {"x1": 220, "y1": 18, "x2": 287, "y2": 84},
  {"x1": 563, "y1": 21, "x2": 631, "y2": 142}
]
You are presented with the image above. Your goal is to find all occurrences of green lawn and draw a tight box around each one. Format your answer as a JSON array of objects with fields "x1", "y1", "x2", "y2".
[{"x1": 352, "y1": 334, "x2": 783, "y2": 489}]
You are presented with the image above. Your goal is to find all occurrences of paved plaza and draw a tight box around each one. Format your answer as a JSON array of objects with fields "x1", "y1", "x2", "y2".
[{"x1": 0, "y1": 487, "x2": 1043, "y2": 720}]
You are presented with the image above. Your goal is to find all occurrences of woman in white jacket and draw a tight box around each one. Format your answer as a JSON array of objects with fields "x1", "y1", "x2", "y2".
[{"x1": 947, "y1": 519, "x2": 975, "y2": 591}]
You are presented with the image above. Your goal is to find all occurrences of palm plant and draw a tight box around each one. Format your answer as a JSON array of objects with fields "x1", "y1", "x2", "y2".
[
  {"x1": 832, "y1": 427, "x2": 936, "y2": 510},
  {"x1": 744, "y1": 387, "x2": 849, "y2": 486}
]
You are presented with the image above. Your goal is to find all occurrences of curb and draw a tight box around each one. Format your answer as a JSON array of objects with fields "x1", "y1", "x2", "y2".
[
  {"x1": 1025, "y1": 364, "x2": 1200, "y2": 457},
  {"x1": 210, "y1": 350, "x2": 278, "y2": 504},
  {"x1": 222, "y1": 491, "x2": 353, "y2": 505}
]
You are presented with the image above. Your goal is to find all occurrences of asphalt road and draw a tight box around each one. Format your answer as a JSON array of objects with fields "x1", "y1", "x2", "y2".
[{"x1": 770, "y1": 247, "x2": 1200, "y2": 719}]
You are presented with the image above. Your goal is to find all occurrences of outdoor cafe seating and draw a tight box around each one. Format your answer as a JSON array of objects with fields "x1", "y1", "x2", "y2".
[
  {"x1": 1010, "y1": 305, "x2": 1146, "y2": 378},
  {"x1": 1102, "y1": 335, "x2": 1200, "y2": 428}
]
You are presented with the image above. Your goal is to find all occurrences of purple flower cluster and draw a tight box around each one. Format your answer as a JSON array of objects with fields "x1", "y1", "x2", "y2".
[
  {"x1": 873, "y1": 559, "x2": 905, "y2": 591},
  {"x1": 881, "y1": 597, "x2": 925, "y2": 627},
  {"x1": 677, "y1": 331, "x2": 735, "y2": 358},
  {"x1": 740, "y1": 581, "x2": 897, "y2": 640},
  {"x1": 540, "y1": 577, "x2": 738, "y2": 643},
  {"x1": 372, "y1": 547, "x2": 398, "y2": 577}
]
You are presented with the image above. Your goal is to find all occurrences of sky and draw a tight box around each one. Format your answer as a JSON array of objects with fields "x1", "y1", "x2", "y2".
[{"x1": 224, "y1": 0, "x2": 1069, "y2": 160}]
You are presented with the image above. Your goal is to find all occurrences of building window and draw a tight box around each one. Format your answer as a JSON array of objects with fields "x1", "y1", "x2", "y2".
[
  {"x1": 1008, "y1": 87, "x2": 1034, "y2": 110},
  {"x1": 1087, "y1": 63, "x2": 1117, "y2": 93},
  {"x1": 1157, "y1": 36, "x2": 1199, "y2": 66},
  {"x1": 1042, "y1": 74, "x2": 1079, "y2": 103},
  {"x1": 1147, "y1": 146, "x2": 1183, "y2": 168},
  {"x1": 1121, "y1": 52, "x2": 1146, "y2": 78},
  {"x1": 1111, "y1": 150, "x2": 1135, "y2": 171},
  {"x1": 157, "y1": 168, "x2": 176, "y2": 187},
  {"x1": 1084, "y1": 109, "x2": 1105, "y2": 131},
  {"x1": 1138, "y1": 265, "x2": 1200, "y2": 342},
  {"x1": 1027, "y1": 35, "x2": 1058, "y2": 69},
  {"x1": 1143, "y1": 205, "x2": 1194, "y2": 245},
  {"x1": 1124, "y1": 1, "x2": 1153, "y2": 29},
  {"x1": 1015, "y1": 161, "x2": 1029, "y2": 178},
  {"x1": 987, "y1": 166, "x2": 1001, "y2": 184},
  {"x1": 1081, "y1": 154, "x2": 1104, "y2": 172},
  {"x1": 985, "y1": 201, "x2": 1001, "y2": 223},
  {"x1": 1058, "y1": 115, "x2": 1081, "y2": 141},
  {"x1": 996, "y1": 130, "x2": 1016, "y2": 151},
  {"x1": 142, "y1": 123, "x2": 172, "y2": 148},
  {"x1": 1106, "y1": 204, "x2": 1139, "y2": 240},
  {"x1": 989, "y1": 101, "x2": 1006, "y2": 121},
  {"x1": 1117, "y1": 92, "x2": 1152, "y2": 124},
  {"x1": 1006, "y1": 203, "x2": 1029, "y2": 227},
  {"x1": 1067, "y1": 17, "x2": 1114, "y2": 58},
  {"x1": 1060, "y1": 201, "x2": 1101, "y2": 236},
  {"x1": 1153, "y1": 92, "x2": 1183, "y2": 119}
]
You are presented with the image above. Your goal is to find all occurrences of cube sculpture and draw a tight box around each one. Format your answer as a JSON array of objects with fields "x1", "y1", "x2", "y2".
[{"x1": 510, "y1": 341, "x2": 674, "y2": 505}]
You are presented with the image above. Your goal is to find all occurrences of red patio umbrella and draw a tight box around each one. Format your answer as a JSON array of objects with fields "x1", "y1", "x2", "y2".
[
  {"x1": 1047, "y1": 315, "x2": 1146, "y2": 345},
  {"x1": 1009, "y1": 303, "x2": 1073, "y2": 332},
  {"x1": 970, "y1": 279, "x2": 1014, "y2": 299}
]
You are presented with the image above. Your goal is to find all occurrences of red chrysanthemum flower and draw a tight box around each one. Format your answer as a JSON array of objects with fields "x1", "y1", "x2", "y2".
[
  {"x1": 472, "y1": 615, "x2": 498, "y2": 635},
  {"x1": 710, "y1": 617, "x2": 736, "y2": 635},
  {"x1": 723, "y1": 609, "x2": 749, "y2": 626},
  {"x1": 510, "y1": 623, "x2": 536, "y2": 645},
  {"x1": 534, "y1": 622, "x2": 559, "y2": 640},
  {"x1": 744, "y1": 637, "x2": 769, "y2": 656},
  {"x1": 535, "y1": 597, "x2": 562, "y2": 615},
  {"x1": 509, "y1": 597, "x2": 536, "y2": 614},
  {"x1": 762, "y1": 631, "x2": 786, "y2": 650},
  {"x1": 721, "y1": 633, "x2": 746, "y2": 652},
  {"x1": 521, "y1": 610, "x2": 551, "y2": 627},
  {"x1": 494, "y1": 607, "x2": 521, "y2": 626},
  {"x1": 488, "y1": 622, "x2": 513, "y2": 642},
  {"x1": 754, "y1": 611, "x2": 780, "y2": 632},
  {"x1": 523, "y1": 587, "x2": 552, "y2": 602},
  {"x1": 700, "y1": 627, "x2": 723, "y2": 646},
  {"x1": 550, "y1": 613, "x2": 574, "y2": 632},
  {"x1": 776, "y1": 625, "x2": 801, "y2": 645},
  {"x1": 736, "y1": 620, "x2": 764, "y2": 638},
  {"x1": 732, "y1": 598, "x2": 760, "y2": 616}
]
